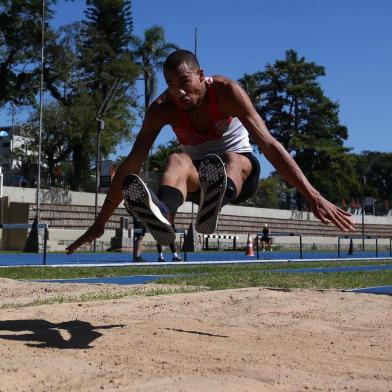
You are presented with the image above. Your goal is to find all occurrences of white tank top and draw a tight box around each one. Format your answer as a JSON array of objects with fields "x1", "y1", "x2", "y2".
[
  {"x1": 171, "y1": 77, "x2": 252, "y2": 160},
  {"x1": 181, "y1": 117, "x2": 252, "y2": 160}
]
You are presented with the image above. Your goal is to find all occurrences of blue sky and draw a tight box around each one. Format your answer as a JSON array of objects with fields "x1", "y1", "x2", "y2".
[{"x1": 3, "y1": 0, "x2": 392, "y2": 176}]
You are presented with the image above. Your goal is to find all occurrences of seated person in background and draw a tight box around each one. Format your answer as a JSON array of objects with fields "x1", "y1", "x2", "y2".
[{"x1": 261, "y1": 223, "x2": 272, "y2": 251}]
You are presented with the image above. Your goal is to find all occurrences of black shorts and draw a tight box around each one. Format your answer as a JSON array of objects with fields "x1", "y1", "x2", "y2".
[
  {"x1": 133, "y1": 217, "x2": 146, "y2": 237},
  {"x1": 186, "y1": 152, "x2": 261, "y2": 205}
]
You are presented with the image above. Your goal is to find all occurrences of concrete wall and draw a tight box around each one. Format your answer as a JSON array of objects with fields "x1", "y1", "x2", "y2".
[
  {"x1": 2, "y1": 186, "x2": 392, "y2": 252},
  {"x1": 0, "y1": 197, "x2": 31, "y2": 251},
  {"x1": 5, "y1": 185, "x2": 392, "y2": 225}
]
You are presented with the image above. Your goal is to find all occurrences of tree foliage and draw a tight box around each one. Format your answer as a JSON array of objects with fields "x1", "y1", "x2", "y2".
[
  {"x1": 131, "y1": 26, "x2": 178, "y2": 110},
  {"x1": 148, "y1": 140, "x2": 181, "y2": 174},
  {"x1": 354, "y1": 151, "x2": 392, "y2": 200},
  {"x1": 239, "y1": 50, "x2": 357, "y2": 207},
  {"x1": 40, "y1": 1, "x2": 138, "y2": 190},
  {"x1": 0, "y1": 0, "x2": 56, "y2": 106},
  {"x1": 242, "y1": 173, "x2": 293, "y2": 209}
]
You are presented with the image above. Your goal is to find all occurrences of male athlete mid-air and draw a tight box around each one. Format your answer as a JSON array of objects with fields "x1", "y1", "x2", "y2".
[{"x1": 67, "y1": 49, "x2": 353, "y2": 254}]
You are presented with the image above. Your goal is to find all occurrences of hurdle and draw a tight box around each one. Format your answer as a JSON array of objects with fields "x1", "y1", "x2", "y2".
[
  {"x1": 256, "y1": 232, "x2": 303, "y2": 259},
  {"x1": 202, "y1": 234, "x2": 239, "y2": 251},
  {"x1": 0, "y1": 223, "x2": 49, "y2": 265},
  {"x1": 337, "y1": 235, "x2": 380, "y2": 258}
]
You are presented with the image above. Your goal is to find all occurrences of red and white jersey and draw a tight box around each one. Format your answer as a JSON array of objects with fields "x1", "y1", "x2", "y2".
[{"x1": 171, "y1": 77, "x2": 252, "y2": 160}]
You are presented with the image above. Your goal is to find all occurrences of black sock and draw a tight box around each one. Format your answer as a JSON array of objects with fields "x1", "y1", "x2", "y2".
[
  {"x1": 158, "y1": 185, "x2": 184, "y2": 215},
  {"x1": 169, "y1": 243, "x2": 176, "y2": 253},
  {"x1": 223, "y1": 177, "x2": 237, "y2": 205}
]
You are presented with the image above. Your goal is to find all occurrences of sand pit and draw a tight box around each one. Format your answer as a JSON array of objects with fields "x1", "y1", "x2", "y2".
[{"x1": 0, "y1": 278, "x2": 391, "y2": 391}]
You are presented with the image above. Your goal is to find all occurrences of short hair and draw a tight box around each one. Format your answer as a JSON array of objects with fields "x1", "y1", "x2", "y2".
[{"x1": 163, "y1": 49, "x2": 200, "y2": 71}]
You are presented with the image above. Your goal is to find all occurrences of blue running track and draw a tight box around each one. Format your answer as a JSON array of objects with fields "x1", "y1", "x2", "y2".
[
  {"x1": 2, "y1": 251, "x2": 391, "y2": 295},
  {"x1": 1, "y1": 250, "x2": 392, "y2": 267}
]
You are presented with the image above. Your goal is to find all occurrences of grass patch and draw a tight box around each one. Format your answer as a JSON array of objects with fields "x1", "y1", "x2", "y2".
[
  {"x1": 0, "y1": 285, "x2": 204, "y2": 310},
  {"x1": 1, "y1": 259, "x2": 391, "y2": 294},
  {"x1": 158, "y1": 270, "x2": 392, "y2": 291},
  {"x1": 0, "y1": 259, "x2": 392, "y2": 280}
]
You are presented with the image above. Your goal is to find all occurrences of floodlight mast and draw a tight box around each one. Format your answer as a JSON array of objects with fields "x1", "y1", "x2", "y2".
[
  {"x1": 36, "y1": 0, "x2": 45, "y2": 223},
  {"x1": 93, "y1": 78, "x2": 121, "y2": 252},
  {"x1": 361, "y1": 156, "x2": 378, "y2": 252}
]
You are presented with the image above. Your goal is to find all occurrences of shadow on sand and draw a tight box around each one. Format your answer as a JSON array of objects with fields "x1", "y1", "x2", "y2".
[{"x1": 0, "y1": 319, "x2": 124, "y2": 349}]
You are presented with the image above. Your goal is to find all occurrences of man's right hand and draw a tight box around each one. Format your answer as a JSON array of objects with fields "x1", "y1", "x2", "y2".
[{"x1": 66, "y1": 223, "x2": 105, "y2": 254}]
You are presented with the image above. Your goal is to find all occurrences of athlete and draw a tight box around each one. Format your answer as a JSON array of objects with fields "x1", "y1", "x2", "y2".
[
  {"x1": 132, "y1": 217, "x2": 146, "y2": 262},
  {"x1": 66, "y1": 49, "x2": 354, "y2": 253},
  {"x1": 260, "y1": 224, "x2": 272, "y2": 252}
]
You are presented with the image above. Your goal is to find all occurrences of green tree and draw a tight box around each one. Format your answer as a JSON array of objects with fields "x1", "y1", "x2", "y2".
[
  {"x1": 41, "y1": 1, "x2": 139, "y2": 190},
  {"x1": 0, "y1": 0, "x2": 56, "y2": 107},
  {"x1": 241, "y1": 174, "x2": 284, "y2": 209},
  {"x1": 82, "y1": 0, "x2": 135, "y2": 92},
  {"x1": 239, "y1": 50, "x2": 357, "y2": 207},
  {"x1": 43, "y1": 22, "x2": 84, "y2": 106},
  {"x1": 28, "y1": 102, "x2": 72, "y2": 185},
  {"x1": 131, "y1": 25, "x2": 178, "y2": 110},
  {"x1": 12, "y1": 103, "x2": 75, "y2": 188},
  {"x1": 352, "y1": 151, "x2": 392, "y2": 214},
  {"x1": 148, "y1": 140, "x2": 181, "y2": 174},
  {"x1": 130, "y1": 25, "x2": 178, "y2": 182}
]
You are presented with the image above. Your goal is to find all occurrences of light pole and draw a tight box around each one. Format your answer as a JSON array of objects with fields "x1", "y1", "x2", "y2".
[
  {"x1": 360, "y1": 155, "x2": 379, "y2": 252},
  {"x1": 10, "y1": 104, "x2": 15, "y2": 172},
  {"x1": 36, "y1": 0, "x2": 45, "y2": 223},
  {"x1": 361, "y1": 174, "x2": 366, "y2": 251},
  {"x1": 93, "y1": 79, "x2": 121, "y2": 252}
]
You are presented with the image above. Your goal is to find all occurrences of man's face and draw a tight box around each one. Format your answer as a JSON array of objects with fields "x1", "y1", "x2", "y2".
[{"x1": 164, "y1": 62, "x2": 205, "y2": 110}]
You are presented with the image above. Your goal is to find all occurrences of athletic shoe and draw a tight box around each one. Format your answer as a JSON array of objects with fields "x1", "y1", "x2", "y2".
[
  {"x1": 157, "y1": 256, "x2": 165, "y2": 262},
  {"x1": 122, "y1": 174, "x2": 176, "y2": 246},
  {"x1": 172, "y1": 256, "x2": 182, "y2": 262},
  {"x1": 196, "y1": 154, "x2": 227, "y2": 234},
  {"x1": 133, "y1": 255, "x2": 147, "y2": 263}
]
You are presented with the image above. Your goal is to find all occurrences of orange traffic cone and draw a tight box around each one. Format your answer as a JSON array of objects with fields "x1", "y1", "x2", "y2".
[{"x1": 245, "y1": 233, "x2": 254, "y2": 257}]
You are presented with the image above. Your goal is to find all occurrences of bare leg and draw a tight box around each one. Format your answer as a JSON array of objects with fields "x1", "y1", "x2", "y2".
[
  {"x1": 160, "y1": 153, "x2": 200, "y2": 200},
  {"x1": 134, "y1": 235, "x2": 143, "y2": 257},
  {"x1": 160, "y1": 151, "x2": 252, "y2": 202},
  {"x1": 220, "y1": 152, "x2": 253, "y2": 198}
]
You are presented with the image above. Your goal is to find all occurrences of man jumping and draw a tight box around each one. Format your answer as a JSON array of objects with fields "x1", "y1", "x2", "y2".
[{"x1": 67, "y1": 49, "x2": 353, "y2": 253}]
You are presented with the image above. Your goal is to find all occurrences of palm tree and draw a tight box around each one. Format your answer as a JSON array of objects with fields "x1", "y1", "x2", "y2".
[
  {"x1": 131, "y1": 25, "x2": 178, "y2": 111},
  {"x1": 131, "y1": 26, "x2": 178, "y2": 181},
  {"x1": 149, "y1": 140, "x2": 181, "y2": 174}
]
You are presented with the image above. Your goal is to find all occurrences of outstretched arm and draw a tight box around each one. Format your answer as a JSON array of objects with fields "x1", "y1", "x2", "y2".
[
  {"x1": 223, "y1": 79, "x2": 354, "y2": 232},
  {"x1": 66, "y1": 106, "x2": 164, "y2": 254}
]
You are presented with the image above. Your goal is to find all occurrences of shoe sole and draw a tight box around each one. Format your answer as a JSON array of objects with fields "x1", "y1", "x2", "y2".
[
  {"x1": 196, "y1": 154, "x2": 227, "y2": 234},
  {"x1": 122, "y1": 174, "x2": 176, "y2": 246}
]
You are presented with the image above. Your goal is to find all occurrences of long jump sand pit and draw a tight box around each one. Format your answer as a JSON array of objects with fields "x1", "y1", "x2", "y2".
[{"x1": 1, "y1": 278, "x2": 391, "y2": 391}]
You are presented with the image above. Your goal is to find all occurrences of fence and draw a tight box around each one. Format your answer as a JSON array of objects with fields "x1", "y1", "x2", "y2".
[
  {"x1": 255, "y1": 232, "x2": 303, "y2": 259},
  {"x1": 202, "y1": 234, "x2": 239, "y2": 251},
  {"x1": 0, "y1": 223, "x2": 49, "y2": 264},
  {"x1": 336, "y1": 235, "x2": 392, "y2": 258}
]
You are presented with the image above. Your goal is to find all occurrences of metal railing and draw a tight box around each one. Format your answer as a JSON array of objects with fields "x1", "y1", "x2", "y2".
[
  {"x1": 337, "y1": 235, "x2": 381, "y2": 258},
  {"x1": 255, "y1": 232, "x2": 303, "y2": 259}
]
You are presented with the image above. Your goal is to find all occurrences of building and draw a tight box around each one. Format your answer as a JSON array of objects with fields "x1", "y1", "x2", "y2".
[{"x1": 0, "y1": 125, "x2": 32, "y2": 172}]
